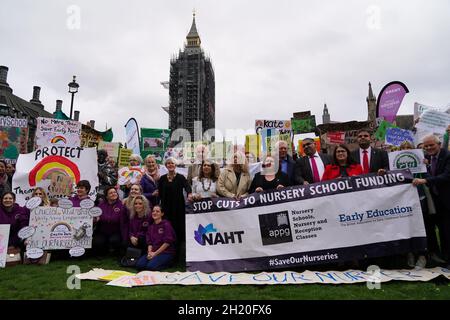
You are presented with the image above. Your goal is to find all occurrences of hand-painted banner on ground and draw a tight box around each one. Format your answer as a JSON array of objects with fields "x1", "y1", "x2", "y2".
[
  {"x1": 0, "y1": 224, "x2": 10, "y2": 268},
  {"x1": 0, "y1": 116, "x2": 29, "y2": 164},
  {"x1": 389, "y1": 150, "x2": 426, "y2": 174},
  {"x1": 118, "y1": 148, "x2": 132, "y2": 168},
  {"x1": 414, "y1": 102, "x2": 439, "y2": 121},
  {"x1": 140, "y1": 128, "x2": 171, "y2": 164},
  {"x1": 12, "y1": 147, "x2": 99, "y2": 206},
  {"x1": 77, "y1": 267, "x2": 450, "y2": 287},
  {"x1": 291, "y1": 117, "x2": 317, "y2": 134},
  {"x1": 35, "y1": 117, "x2": 81, "y2": 148},
  {"x1": 326, "y1": 131, "x2": 345, "y2": 144},
  {"x1": 186, "y1": 170, "x2": 426, "y2": 272},
  {"x1": 26, "y1": 207, "x2": 93, "y2": 250},
  {"x1": 415, "y1": 110, "x2": 450, "y2": 134},
  {"x1": 255, "y1": 120, "x2": 292, "y2": 135},
  {"x1": 385, "y1": 127, "x2": 414, "y2": 146},
  {"x1": 125, "y1": 118, "x2": 140, "y2": 155},
  {"x1": 97, "y1": 141, "x2": 120, "y2": 161},
  {"x1": 376, "y1": 81, "x2": 409, "y2": 123}
]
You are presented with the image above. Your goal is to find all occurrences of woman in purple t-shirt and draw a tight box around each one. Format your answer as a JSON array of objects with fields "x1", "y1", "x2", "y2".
[
  {"x1": 127, "y1": 195, "x2": 152, "y2": 252},
  {"x1": 136, "y1": 205, "x2": 176, "y2": 271}
]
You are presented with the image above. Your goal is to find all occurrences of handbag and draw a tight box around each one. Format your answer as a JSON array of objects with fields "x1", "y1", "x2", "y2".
[
  {"x1": 120, "y1": 247, "x2": 142, "y2": 267},
  {"x1": 23, "y1": 251, "x2": 52, "y2": 265}
]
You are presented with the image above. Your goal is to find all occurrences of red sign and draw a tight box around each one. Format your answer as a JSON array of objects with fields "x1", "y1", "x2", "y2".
[{"x1": 327, "y1": 131, "x2": 345, "y2": 144}]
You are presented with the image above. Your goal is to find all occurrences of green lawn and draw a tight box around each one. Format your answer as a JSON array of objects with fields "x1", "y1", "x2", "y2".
[{"x1": 1, "y1": 256, "x2": 450, "y2": 300}]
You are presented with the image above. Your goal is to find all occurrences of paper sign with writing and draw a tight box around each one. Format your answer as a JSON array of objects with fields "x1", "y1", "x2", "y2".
[
  {"x1": 385, "y1": 128, "x2": 414, "y2": 146},
  {"x1": 36, "y1": 117, "x2": 82, "y2": 148},
  {"x1": 415, "y1": 110, "x2": 450, "y2": 134},
  {"x1": 26, "y1": 207, "x2": 93, "y2": 250},
  {"x1": 0, "y1": 225, "x2": 10, "y2": 268},
  {"x1": 388, "y1": 149, "x2": 427, "y2": 174}
]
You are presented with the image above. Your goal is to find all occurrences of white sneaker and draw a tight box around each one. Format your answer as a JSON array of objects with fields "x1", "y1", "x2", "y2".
[
  {"x1": 407, "y1": 253, "x2": 415, "y2": 268},
  {"x1": 415, "y1": 255, "x2": 427, "y2": 269}
]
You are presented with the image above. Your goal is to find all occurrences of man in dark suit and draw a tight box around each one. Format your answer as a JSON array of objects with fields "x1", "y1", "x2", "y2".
[
  {"x1": 275, "y1": 140, "x2": 296, "y2": 185},
  {"x1": 294, "y1": 138, "x2": 332, "y2": 185},
  {"x1": 351, "y1": 129, "x2": 389, "y2": 174},
  {"x1": 413, "y1": 135, "x2": 450, "y2": 268}
]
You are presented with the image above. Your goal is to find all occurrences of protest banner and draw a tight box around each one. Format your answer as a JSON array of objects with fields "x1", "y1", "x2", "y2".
[
  {"x1": 255, "y1": 120, "x2": 292, "y2": 135},
  {"x1": 291, "y1": 117, "x2": 317, "y2": 134},
  {"x1": 186, "y1": 170, "x2": 426, "y2": 273},
  {"x1": 414, "y1": 102, "x2": 439, "y2": 121},
  {"x1": 140, "y1": 128, "x2": 171, "y2": 164},
  {"x1": 12, "y1": 147, "x2": 99, "y2": 206},
  {"x1": 375, "y1": 120, "x2": 396, "y2": 142},
  {"x1": 266, "y1": 134, "x2": 293, "y2": 156},
  {"x1": 97, "y1": 141, "x2": 120, "y2": 161},
  {"x1": 0, "y1": 225, "x2": 10, "y2": 268},
  {"x1": 118, "y1": 148, "x2": 132, "y2": 168},
  {"x1": 26, "y1": 206, "x2": 93, "y2": 250},
  {"x1": 389, "y1": 149, "x2": 427, "y2": 174},
  {"x1": 385, "y1": 127, "x2": 414, "y2": 146},
  {"x1": 0, "y1": 116, "x2": 29, "y2": 164},
  {"x1": 245, "y1": 134, "x2": 261, "y2": 161},
  {"x1": 415, "y1": 110, "x2": 450, "y2": 134},
  {"x1": 260, "y1": 128, "x2": 278, "y2": 153},
  {"x1": 326, "y1": 131, "x2": 345, "y2": 144},
  {"x1": 376, "y1": 81, "x2": 409, "y2": 123},
  {"x1": 35, "y1": 117, "x2": 81, "y2": 148},
  {"x1": 77, "y1": 267, "x2": 450, "y2": 287},
  {"x1": 125, "y1": 118, "x2": 140, "y2": 155}
]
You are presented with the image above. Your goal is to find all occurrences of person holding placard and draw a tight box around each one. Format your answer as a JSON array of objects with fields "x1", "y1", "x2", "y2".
[
  {"x1": 0, "y1": 192, "x2": 29, "y2": 251},
  {"x1": 70, "y1": 180, "x2": 91, "y2": 207},
  {"x1": 136, "y1": 205, "x2": 176, "y2": 271},
  {"x1": 127, "y1": 195, "x2": 152, "y2": 253},
  {"x1": 192, "y1": 159, "x2": 219, "y2": 200},
  {"x1": 93, "y1": 186, "x2": 128, "y2": 256}
]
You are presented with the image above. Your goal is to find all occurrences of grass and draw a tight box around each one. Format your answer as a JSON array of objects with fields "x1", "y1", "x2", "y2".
[{"x1": 1, "y1": 256, "x2": 449, "y2": 300}]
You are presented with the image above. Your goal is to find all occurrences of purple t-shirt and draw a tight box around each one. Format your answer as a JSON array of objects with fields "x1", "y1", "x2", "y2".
[
  {"x1": 146, "y1": 219, "x2": 176, "y2": 254},
  {"x1": 128, "y1": 214, "x2": 153, "y2": 239},
  {"x1": 69, "y1": 195, "x2": 90, "y2": 207},
  {"x1": 96, "y1": 200, "x2": 128, "y2": 240},
  {"x1": 0, "y1": 204, "x2": 30, "y2": 247}
]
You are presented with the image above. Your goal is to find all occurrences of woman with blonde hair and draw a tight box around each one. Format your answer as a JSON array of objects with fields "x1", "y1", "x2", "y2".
[
  {"x1": 127, "y1": 195, "x2": 152, "y2": 252},
  {"x1": 140, "y1": 154, "x2": 160, "y2": 206},
  {"x1": 31, "y1": 187, "x2": 50, "y2": 206},
  {"x1": 217, "y1": 152, "x2": 252, "y2": 199},
  {"x1": 123, "y1": 183, "x2": 143, "y2": 210}
]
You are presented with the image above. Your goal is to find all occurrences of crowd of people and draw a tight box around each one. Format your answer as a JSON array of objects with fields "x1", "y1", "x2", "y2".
[{"x1": 1, "y1": 128, "x2": 450, "y2": 272}]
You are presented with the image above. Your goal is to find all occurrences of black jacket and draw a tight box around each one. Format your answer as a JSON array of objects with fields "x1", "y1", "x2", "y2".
[
  {"x1": 294, "y1": 153, "x2": 332, "y2": 185},
  {"x1": 351, "y1": 147, "x2": 389, "y2": 173}
]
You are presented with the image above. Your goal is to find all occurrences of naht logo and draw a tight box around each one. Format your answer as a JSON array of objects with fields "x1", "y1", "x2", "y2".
[
  {"x1": 194, "y1": 223, "x2": 245, "y2": 246},
  {"x1": 259, "y1": 211, "x2": 293, "y2": 246}
]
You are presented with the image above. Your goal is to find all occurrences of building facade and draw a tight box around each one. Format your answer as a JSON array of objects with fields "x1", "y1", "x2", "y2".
[{"x1": 168, "y1": 14, "x2": 215, "y2": 142}]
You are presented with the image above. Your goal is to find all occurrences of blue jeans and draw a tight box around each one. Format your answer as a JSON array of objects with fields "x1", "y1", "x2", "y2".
[{"x1": 136, "y1": 253, "x2": 174, "y2": 271}]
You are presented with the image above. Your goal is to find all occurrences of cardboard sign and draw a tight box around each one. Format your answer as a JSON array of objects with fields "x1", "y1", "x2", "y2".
[{"x1": 35, "y1": 117, "x2": 81, "y2": 148}]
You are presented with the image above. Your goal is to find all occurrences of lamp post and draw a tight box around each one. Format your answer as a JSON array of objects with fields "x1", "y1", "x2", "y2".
[{"x1": 68, "y1": 75, "x2": 79, "y2": 120}]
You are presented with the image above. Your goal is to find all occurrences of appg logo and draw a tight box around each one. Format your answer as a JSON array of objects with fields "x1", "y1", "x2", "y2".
[
  {"x1": 194, "y1": 223, "x2": 245, "y2": 246},
  {"x1": 259, "y1": 211, "x2": 293, "y2": 246}
]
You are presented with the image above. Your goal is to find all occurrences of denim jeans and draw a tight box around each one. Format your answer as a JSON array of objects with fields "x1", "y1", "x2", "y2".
[{"x1": 136, "y1": 252, "x2": 174, "y2": 271}]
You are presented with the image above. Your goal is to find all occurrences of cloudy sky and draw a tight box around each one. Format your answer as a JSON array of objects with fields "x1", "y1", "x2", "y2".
[{"x1": 1, "y1": 0, "x2": 449, "y2": 144}]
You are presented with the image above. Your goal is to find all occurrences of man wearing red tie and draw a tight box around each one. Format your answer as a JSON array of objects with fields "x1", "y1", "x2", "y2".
[
  {"x1": 351, "y1": 129, "x2": 389, "y2": 175},
  {"x1": 294, "y1": 138, "x2": 332, "y2": 185}
]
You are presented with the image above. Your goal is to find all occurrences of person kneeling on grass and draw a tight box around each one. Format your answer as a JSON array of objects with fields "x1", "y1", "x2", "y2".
[{"x1": 136, "y1": 205, "x2": 176, "y2": 271}]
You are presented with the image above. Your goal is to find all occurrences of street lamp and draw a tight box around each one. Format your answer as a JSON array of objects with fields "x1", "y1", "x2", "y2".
[{"x1": 68, "y1": 75, "x2": 79, "y2": 120}]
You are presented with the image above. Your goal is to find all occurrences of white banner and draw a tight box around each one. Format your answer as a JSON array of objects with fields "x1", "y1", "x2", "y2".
[
  {"x1": 0, "y1": 224, "x2": 10, "y2": 268},
  {"x1": 186, "y1": 171, "x2": 426, "y2": 272},
  {"x1": 36, "y1": 117, "x2": 81, "y2": 148},
  {"x1": 12, "y1": 147, "x2": 99, "y2": 206},
  {"x1": 389, "y1": 150, "x2": 426, "y2": 174},
  {"x1": 26, "y1": 207, "x2": 93, "y2": 250},
  {"x1": 414, "y1": 102, "x2": 439, "y2": 121},
  {"x1": 76, "y1": 267, "x2": 450, "y2": 287},
  {"x1": 125, "y1": 118, "x2": 140, "y2": 155},
  {"x1": 415, "y1": 110, "x2": 450, "y2": 134}
]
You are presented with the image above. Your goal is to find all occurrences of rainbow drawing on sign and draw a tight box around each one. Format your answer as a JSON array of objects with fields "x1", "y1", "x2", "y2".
[
  {"x1": 28, "y1": 155, "x2": 81, "y2": 187},
  {"x1": 50, "y1": 136, "x2": 67, "y2": 144}
]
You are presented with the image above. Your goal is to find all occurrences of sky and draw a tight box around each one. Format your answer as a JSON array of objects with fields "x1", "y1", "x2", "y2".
[{"x1": 1, "y1": 0, "x2": 449, "y2": 144}]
